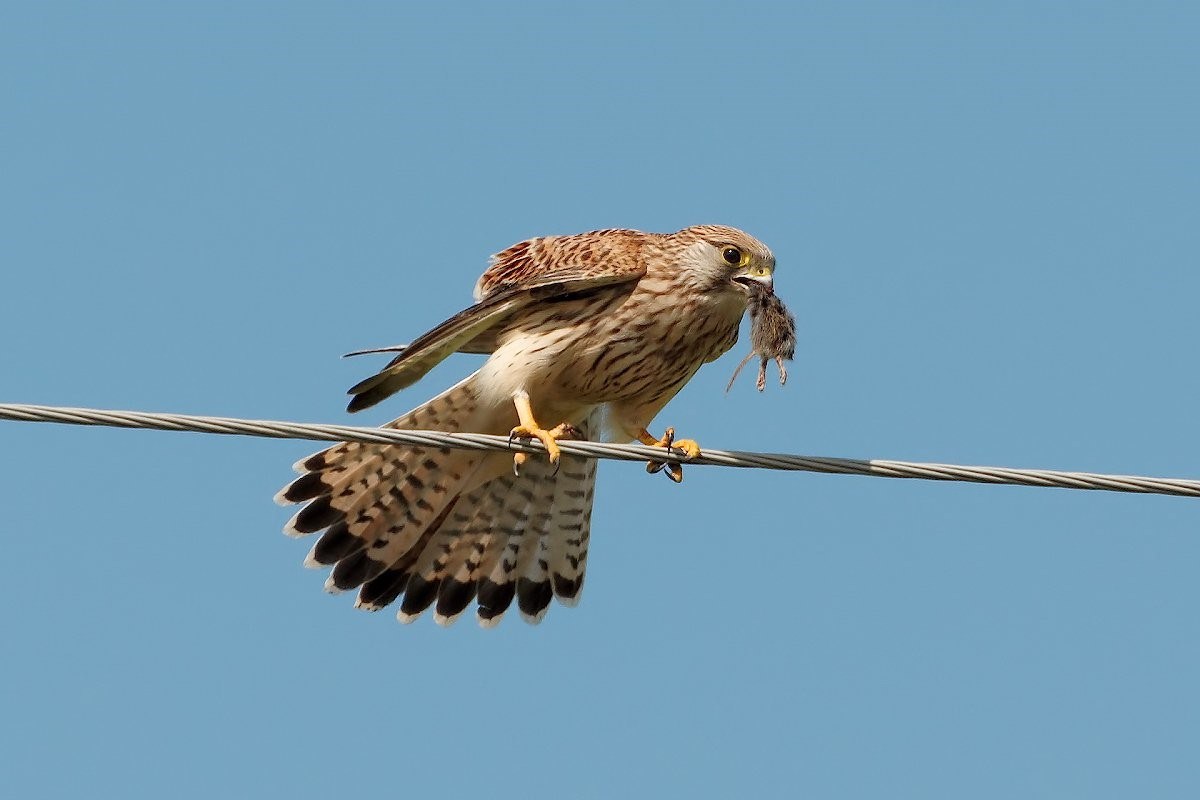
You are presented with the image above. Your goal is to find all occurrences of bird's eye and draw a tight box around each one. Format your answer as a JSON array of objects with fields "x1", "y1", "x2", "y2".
[{"x1": 722, "y1": 247, "x2": 742, "y2": 265}]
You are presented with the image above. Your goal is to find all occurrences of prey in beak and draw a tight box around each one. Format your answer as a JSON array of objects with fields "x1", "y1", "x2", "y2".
[
  {"x1": 732, "y1": 271, "x2": 774, "y2": 294},
  {"x1": 726, "y1": 281, "x2": 796, "y2": 393}
]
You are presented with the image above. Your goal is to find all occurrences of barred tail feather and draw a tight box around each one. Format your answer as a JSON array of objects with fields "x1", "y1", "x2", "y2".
[
  {"x1": 277, "y1": 373, "x2": 488, "y2": 583},
  {"x1": 276, "y1": 375, "x2": 600, "y2": 627},
  {"x1": 430, "y1": 479, "x2": 516, "y2": 626},
  {"x1": 480, "y1": 409, "x2": 600, "y2": 626},
  {"x1": 545, "y1": 425, "x2": 597, "y2": 606},
  {"x1": 512, "y1": 467, "x2": 560, "y2": 625}
]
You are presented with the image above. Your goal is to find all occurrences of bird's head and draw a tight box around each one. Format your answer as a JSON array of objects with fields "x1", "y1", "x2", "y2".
[{"x1": 673, "y1": 225, "x2": 775, "y2": 296}]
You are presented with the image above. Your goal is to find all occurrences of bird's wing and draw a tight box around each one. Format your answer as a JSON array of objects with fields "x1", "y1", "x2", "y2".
[
  {"x1": 347, "y1": 271, "x2": 643, "y2": 412},
  {"x1": 346, "y1": 230, "x2": 649, "y2": 413}
]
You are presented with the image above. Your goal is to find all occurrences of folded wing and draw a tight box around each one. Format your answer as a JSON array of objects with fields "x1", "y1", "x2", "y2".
[{"x1": 346, "y1": 230, "x2": 649, "y2": 412}]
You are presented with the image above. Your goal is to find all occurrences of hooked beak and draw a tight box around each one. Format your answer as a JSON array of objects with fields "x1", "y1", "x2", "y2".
[{"x1": 732, "y1": 268, "x2": 774, "y2": 294}]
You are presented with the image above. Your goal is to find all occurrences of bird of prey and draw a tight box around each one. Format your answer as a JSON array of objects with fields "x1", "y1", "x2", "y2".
[{"x1": 276, "y1": 225, "x2": 777, "y2": 627}]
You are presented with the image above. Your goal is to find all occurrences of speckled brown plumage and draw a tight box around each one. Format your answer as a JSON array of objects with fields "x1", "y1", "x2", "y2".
[{"x1": 278, "y1": 225, "x2": 777, "y2": 626}]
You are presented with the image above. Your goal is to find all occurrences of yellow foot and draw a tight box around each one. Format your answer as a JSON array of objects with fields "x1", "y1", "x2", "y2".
[
  {"x1": 509, "y1": 422, "x2": 580, "y2": 468},
  {"x1": 508, "y1": 391, "x2": 581, "y2": 474},
  {"x1": 639, "y1": 427, "x2": 701, "y2": 483}
]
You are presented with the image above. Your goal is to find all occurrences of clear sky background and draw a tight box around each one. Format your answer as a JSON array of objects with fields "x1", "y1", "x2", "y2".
[{"x1": 2, "y1": 2, "x2": 1198, "y2": 797}]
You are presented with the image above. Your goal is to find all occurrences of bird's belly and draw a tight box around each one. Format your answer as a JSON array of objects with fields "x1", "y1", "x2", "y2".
[
  {"x1": 477, "y1": 286, "x2": 744, "y2": 419},
  {"x1": 553, "y1": 306, "x2": 741, "y2": 405}
]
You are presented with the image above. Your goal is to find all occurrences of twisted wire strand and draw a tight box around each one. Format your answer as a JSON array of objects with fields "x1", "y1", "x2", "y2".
[{"x1": 1, "y1": 402, "x2": 1197, "y2": 498}]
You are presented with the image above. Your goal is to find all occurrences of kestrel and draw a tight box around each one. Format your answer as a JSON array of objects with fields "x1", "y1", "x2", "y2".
[{"x1": 276, "y1": 225, "x2": 776, "y2": 627}]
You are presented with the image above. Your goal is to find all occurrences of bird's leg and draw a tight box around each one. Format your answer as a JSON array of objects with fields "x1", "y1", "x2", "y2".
[
  {"x1": 639, "y1": 426, "x2": 700, "y2": 484},
  {"x1": 508, "y1": 390, "x2": 580, "y2": 473},
  {"x1": 639, "y1": 426, "x2": 701, "y2": 458}
]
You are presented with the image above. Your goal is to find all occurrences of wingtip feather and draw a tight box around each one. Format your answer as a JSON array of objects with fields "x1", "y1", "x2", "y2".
[
  {"x1": 477, "y1": 612, "x2": 504, "y2": 629},
  {"x1": 434, "y1": 611, "x2": 465, "y2": 627},
  {"x1": 283, "y1": 512, "x2": 307, "y2": 538},
  {"x1": 353, "y1": 598, "x2": 384, "y2": 612},
  {"x1": 519, "y1": 609, "x2": 549, "y2": 625}
]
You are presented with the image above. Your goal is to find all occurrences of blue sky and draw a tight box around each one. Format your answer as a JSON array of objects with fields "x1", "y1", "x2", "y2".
[{"x1": 2, "y1": 2, "x2": 1198, "y2": 797}]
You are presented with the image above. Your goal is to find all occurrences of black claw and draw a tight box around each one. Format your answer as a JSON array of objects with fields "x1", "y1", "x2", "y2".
[{"x1": 645, "y1": 459, "x2": 683, "y2": 482}]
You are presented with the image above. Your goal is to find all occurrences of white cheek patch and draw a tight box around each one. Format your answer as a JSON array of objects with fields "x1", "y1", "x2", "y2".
[{"x1": 679, "y1": 240, "x2": 727, "y2": 289}]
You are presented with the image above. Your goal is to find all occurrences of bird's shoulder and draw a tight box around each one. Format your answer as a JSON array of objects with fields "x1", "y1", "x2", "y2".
[{"x1": 474, "y1": 228, "x2": 656, "y2": 301}]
